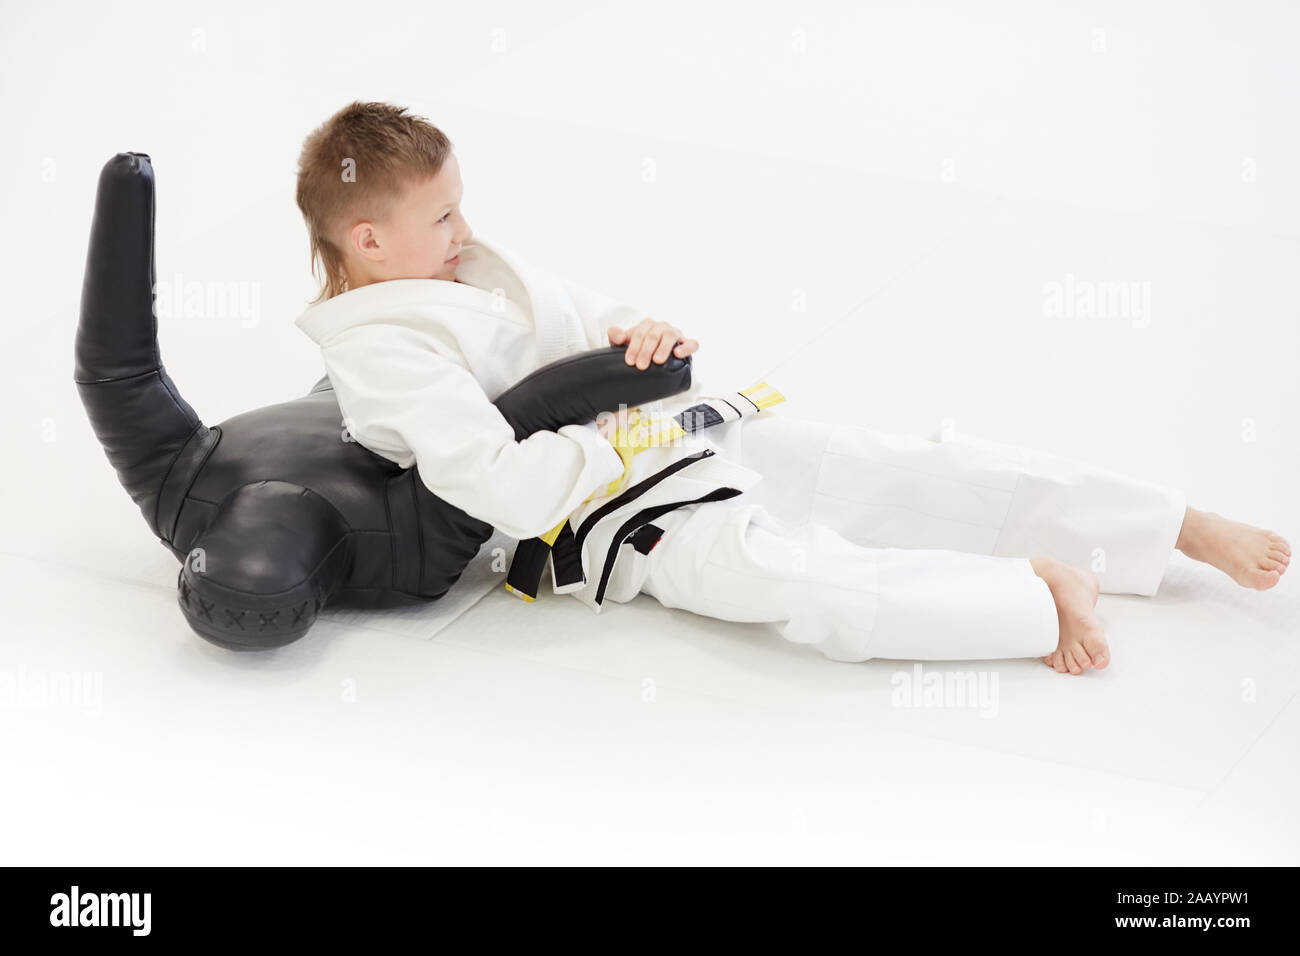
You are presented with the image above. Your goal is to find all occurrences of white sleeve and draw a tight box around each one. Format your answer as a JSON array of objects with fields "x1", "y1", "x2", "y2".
[{"x1": 319, "y1": 324, "x2": 627, "y2": 541}]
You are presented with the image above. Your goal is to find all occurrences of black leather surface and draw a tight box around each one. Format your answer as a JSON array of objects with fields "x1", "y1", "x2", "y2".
[{"x1": 75, "y1": 153, "x2": 693, "y2": 650}]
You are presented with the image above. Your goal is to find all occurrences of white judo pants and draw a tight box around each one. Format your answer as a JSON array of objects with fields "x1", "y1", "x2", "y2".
[{"x1": 635, "y1": 415, "x2": 1187, "y2": 663}]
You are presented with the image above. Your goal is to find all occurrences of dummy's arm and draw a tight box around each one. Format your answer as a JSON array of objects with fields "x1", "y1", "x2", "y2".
[{"x1": 319, "y1": 325, "x2": 627, "y2": 541}]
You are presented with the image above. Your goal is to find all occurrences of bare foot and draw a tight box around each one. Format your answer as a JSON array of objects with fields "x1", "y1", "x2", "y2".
[
  {"x1": 1176, "y1": 507, "x2": 1291, "y2": 590},
  {"x1": 1031, "y1": 557, "x2": 1109, "y2": 675}
]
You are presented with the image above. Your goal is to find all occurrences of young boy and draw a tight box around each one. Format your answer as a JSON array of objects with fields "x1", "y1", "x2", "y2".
[{"x1": 293, "y1": 101, "x2": 1290, "y2": 674}]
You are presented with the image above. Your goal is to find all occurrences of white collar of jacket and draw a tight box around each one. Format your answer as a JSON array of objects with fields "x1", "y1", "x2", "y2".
[{"x1": 293, "y1": 235, "x2": 582, "y2": 365}]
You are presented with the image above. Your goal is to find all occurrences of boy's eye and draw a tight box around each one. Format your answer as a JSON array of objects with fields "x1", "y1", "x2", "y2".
[{"x1": 438, "y1": 212, "x2": 451, "y2": 223}]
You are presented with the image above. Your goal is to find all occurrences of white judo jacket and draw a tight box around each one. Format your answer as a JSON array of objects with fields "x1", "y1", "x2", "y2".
[{"x1": 294, "y1": 235, "x2": 771, "y2": 613}]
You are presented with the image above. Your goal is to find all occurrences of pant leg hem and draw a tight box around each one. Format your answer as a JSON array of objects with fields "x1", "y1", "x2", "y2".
[{"x1": 1131, "y1": 486, "x2": 1187, "y2": 597}]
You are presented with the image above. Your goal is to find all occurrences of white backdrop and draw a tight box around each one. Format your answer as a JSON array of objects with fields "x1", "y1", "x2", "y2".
[{"x1": 2, "y1": 0, "x2": 1297, "y2": 866}]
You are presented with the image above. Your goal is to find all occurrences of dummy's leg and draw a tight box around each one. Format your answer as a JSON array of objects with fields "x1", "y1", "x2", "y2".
[
  {"x1": 638, "y1": 500, "x2": 1063, "y2": 664},
  {"x1": 702, "y1": 413, "x2": 1187, "y2": 596}
]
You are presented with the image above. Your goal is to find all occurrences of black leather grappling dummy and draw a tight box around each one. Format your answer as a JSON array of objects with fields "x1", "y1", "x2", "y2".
[{"x1": 74, "y1": 153, "x2": 693, "y2": 651}]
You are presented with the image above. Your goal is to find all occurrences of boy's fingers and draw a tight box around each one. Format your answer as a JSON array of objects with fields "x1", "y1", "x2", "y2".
[
  {"x1": 652, "y1": 333, "x2": 677, "y2": 364},
  {"x1": 634, "y1": 332, "x2": 661, "y2": 369},
  {"x1": 623, "y1": 321, "x2": 694, "y2": 368},
  {"x1": 629, "y1": 329, "x2": 650, "y2": 367},
  {"x1": 624, "y1": 329, "x2": 643, "y2": 363},
  {"x1": 607, "y1": 326, "x2": 626, "y2": 345}
]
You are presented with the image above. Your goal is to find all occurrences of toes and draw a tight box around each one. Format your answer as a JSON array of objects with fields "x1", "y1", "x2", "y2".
[
  {"x1": 1081, "y1": 631, "x2": 1110, "y2": 671},
  {"x1": 1244, "y1": 567, "x2": 1282, "y2": 590},
  {"x1": 1266, "y1": 533, "x2": 1290, "y2": 556},
  {"x1": 1068, "y1": 645, "x2": 1092, "y2": 673},
  {"x1": 1267, "y1": 548, "x2": 1290, "y2": 566}
]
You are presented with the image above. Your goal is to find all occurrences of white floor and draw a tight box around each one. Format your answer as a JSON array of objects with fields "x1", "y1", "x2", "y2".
[{"x1": 2, "y1": 1, "x2": 1296, "y2": 864}]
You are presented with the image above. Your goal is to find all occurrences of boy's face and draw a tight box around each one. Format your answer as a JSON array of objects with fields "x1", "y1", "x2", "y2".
[{"x1": 345, "y1": 152, "x2": 472, "y2": 285}]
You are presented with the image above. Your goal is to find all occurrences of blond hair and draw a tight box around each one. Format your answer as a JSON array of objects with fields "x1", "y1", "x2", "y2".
[{"x1": 295, "y1": 101, "x2": 454, "y2": 303}]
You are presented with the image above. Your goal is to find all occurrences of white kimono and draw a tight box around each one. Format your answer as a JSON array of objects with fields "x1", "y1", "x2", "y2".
[
  {"x1": 294, "y1": 235, "x2": 765, "y2": 611},
  {"x1": 296, "y1": 236, "x2": 1188, "y2": 662}
]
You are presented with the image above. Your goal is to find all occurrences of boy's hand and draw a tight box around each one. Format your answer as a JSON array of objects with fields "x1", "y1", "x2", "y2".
[
  {"x1": 595, "y1": 406, "x2": 633, "y2": 441},
  {"x1": 607, "y1": 318, "x2": 699, "y2": 369}
]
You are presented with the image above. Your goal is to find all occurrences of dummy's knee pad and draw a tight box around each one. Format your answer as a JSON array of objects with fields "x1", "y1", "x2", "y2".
[{"x1": 177, "y1": 481, "x2": 354, "y2": 650}]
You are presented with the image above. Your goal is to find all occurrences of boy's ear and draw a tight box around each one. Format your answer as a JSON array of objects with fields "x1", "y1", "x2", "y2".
[{"x1": 349, "y1": 221, "x2": 382, "y2": 260}]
